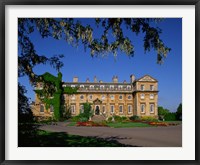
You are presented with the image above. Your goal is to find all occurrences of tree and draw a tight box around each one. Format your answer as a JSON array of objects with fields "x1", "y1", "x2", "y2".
[
  {"x1": 176, "y1": 103, "x2": 182, "y2": 120},
  {"x1": 18, "y1": 83, "x2": 33, "y2": 123},
  {"x1": 18, "y1": 18, "x2": 171, "y2": 85},
  {"x1": 18, "y1": 83, "x2": 38, "y2": 146},
  {"x1": 158, "y1": 106, "x2": 170, "y2": 120}
]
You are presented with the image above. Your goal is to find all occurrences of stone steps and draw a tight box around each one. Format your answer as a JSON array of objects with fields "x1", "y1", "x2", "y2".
[{"x1": 91, "y1": 115, "x2": 106, "y2": 122}]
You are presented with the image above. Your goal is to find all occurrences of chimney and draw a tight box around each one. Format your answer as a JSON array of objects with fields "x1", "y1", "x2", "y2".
[
  {"x1": 86, "y1": 78, "x2": 90, "y2": 83},
  {"x1": 94, "y1": 76, "x2": 97, "y2": 83},
  {"x1": 130, "y1": 74, "x2": 135, "y2": 83},
  {"x1": 73, "y1": 76, "x2": 78, "y2": 83},
  {"x1": 112, "y1": 75, "x2": 118, "y2": 83}
]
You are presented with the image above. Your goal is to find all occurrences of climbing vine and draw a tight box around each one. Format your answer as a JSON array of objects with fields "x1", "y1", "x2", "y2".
[{"x1": 35, "y1": 72, "x2": 77, "y2": 121}]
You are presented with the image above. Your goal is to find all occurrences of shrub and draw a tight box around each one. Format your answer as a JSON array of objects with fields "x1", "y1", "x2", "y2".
[
  {"x1": 107, "y1": 117, "x2": 113, "y2": 122},
  {"x1": 78, "y1": 117, "x2": 88, "y2": 122},
  {"x1": 114, "y1": 115, "x2": 123, "y2": 122},
  {"x1": 129, "y1": 115, "x2": 140, "y2": 121},
  {"x1": 164, "y1": 113, "x2": 177, "y2": 121},
  {"x1": 71, "y1": 116, "x2": 82, "y2": 122},
  {"x1": 140, "y1": 116, "x2": 158, "y2": 122}
]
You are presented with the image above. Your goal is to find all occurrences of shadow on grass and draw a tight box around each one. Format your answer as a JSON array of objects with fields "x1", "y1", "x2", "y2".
[{"x1": 19, "y1": 130, "x2": 139, "y2": 147}]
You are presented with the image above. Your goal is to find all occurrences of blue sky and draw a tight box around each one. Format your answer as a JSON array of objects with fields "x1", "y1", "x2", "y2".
[{"x1": 19, "y1": 18, "x2": 182, "y2": 112}]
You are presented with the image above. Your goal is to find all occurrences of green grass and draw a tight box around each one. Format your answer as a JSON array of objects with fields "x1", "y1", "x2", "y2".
[
  {"x1": 67, "y1": 122, "x2": 77, "y2": 126},
  {"x1": 19, "y1": 130, "x2": 133, "y2": 147},
  {"x1": 106, "y1": 122, "x2": 151, "y2": 128}
]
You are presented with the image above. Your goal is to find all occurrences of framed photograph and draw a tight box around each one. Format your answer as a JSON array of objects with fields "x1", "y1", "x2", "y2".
[{"x1": 1, "y1": 0, "x2": 199, "y2": 165}]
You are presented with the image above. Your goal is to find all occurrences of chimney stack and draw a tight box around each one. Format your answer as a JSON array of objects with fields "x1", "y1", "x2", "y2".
[
  {"x1": 73, "y1": 76, "x2": 78, "y2": 83},
  {"x1": 130, "y1": 74, "x2": 135, "y2": 83},
  {"x1": 94, "y1": 76, "x2": 97, "y2": 83},
  {"x1": 86, "y1": 78, "x2": 90, "y2": 83},
  {"x1": 112, "y1": 75, "x2": 118, "y2": 83}
]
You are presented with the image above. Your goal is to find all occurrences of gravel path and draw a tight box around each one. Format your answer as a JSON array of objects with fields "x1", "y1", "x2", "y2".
[{"x1": 39, "y1": 123, "x2": 182, "y2": 147}]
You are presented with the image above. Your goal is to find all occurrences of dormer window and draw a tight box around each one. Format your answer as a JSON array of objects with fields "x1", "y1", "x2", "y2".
[
  {"x1": 127, "y1": 85, "x2": 131, "y2": 90},
  {"x1": 80, "y1": 85, "x2": 84, "y2": 88},
  {"x1": 100, "y1": 85, "x2": 104, "y2": 90},
  {"x1": 90, "y1": 85, "x2": 94, "y2": 89},
  {"x1": 118, "y1": 85, "x2": 123, "y2": 90},
  {"x1": 110, "y1": 85, "x2": 114, "y2": 90}
]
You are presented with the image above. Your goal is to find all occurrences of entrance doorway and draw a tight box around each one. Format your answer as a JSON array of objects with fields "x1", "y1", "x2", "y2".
[{"x1": 95, "y1": 105, "x2": 100, "y2": 115}]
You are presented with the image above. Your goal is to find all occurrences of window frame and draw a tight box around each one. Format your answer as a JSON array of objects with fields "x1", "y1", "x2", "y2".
[
  {"x1": 150, "y1": 94, "x2": 154, "y2": 99},
  {"x1": 119, "y1": 105, "x2": 123, "y2": 114},
  {"x1": 71, "y1": 105, "x2": 76, "y2": 114},
  {"x1": 141, "y1": 104, "x2": 145, "y2": 113},
  {"x1": 110, "y1": 105, "x2": 115, "y2": 114},
  {"x1": 150, "y1": 103, "x2": 155, "y2": 113},
  {"x1": 141, "y1": 84, "x2": 145, "y2": 91},
  {"x1": 128, "y1": 105, "x2": 132, "y2": 114},
  {"x1": 119, "y1": 95, "x2": 123, "y2": 100}
]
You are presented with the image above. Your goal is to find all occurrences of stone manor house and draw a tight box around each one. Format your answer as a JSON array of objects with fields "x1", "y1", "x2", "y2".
[{"x1": 33, "y1": 74, "x2": 158, "y2": 119}]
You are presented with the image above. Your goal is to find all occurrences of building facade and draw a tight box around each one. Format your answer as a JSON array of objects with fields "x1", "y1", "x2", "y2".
[{"x1": 33, "y1": 74, "x2": 158, "y2": 119}]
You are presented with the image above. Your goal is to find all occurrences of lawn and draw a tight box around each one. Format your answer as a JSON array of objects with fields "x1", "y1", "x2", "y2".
[
  {"x1": 67, "y1": 121, "x2": 151, "y2": 128},
  {"x1": 106, "y1": 122, "x2": 151, "y2": 128},
  {"x1": 19, "y1": 130, "x2": 132, "y2": 147}
]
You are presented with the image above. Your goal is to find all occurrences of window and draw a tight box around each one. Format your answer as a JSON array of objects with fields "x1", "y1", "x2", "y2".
[
  {"x1": 102, "y1": 95, "x2": 106, "y2": 100},
  {"x1": 80, "y1": 85, "x2": 84, "y2": 88},
  {"x1": 119, "y1": 95, "x2": 123, "y2": 100},
  {"x1": 89, "y1": 95, "x2": 93, "y2": 100},
  {"x1": 110, "y1": 105, "x2": 114, "y2": 114},
  {"x1": 150, "y1": 85, "x2": 154, "y2": 91},
  {"x1": 80, "y1": 105, "x2": 84, "y2": 113},
  {"x1": 140, "y1": 94, "x2": 145, "y2": 99},
  {"x1": 80, "y1": 95, "x2": 84, "y2": 100},
  {"x1": 150, "y1": 94, "x2": 154, "y2": 99},
  {"x1": 110, "y1": 95, "x2": 114, "y2": 100},
  {"x1": 50, "y1": 105, "x2": 54, "y2": 113},
  {"x1": 40, "y1": 105, "x2": 44, "y2": 113},
  {"x1": 141, "y1": 104, "x2": 145, "y2": 113},
  {"x1": 71, "y1": 94, "x2": 76, "y2": 100},
  {"x1": 127, "y1": 85, "x2": 131, "y2": 90},
  {"x1": 119, "y1": 105, "x2": 123, "y2": 113},
  {"x1": 71, "y1": 105, "x2": 76, "y2": 114},
  {"x1": 150, "y1": 104, "x2": 154, "y2": 113},
  {"x1": 110, "y1": 85, "x2": 114, "y2": 90},
  {"x1": 100, "y1": 85, "x2": 104, "y2": 90},
  {"x1": 127, "y1": 95, "x2": 132, "y2": 100},
  {"x1": 90, "y1": 85, "x2": 94, "y2": 89},
  {"x1": 39, "y1": 83, "x2": 43, "y2": 89},
  {"x1": 128, "y1": 105, "x2": 132, "y2": 114},
  {"x1": 102, "y1": 105, "x2": 106, "y2": 113},
  {"x1": 118, "y1": 85, "x2": 123, "y2": 90},
  {"x1": 141, "y1": 85, "x2": 145, "y2": 91}
]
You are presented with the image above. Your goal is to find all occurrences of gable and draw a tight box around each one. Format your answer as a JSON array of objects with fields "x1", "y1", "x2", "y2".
[{"x1": 137, "y1": 75, "x2": 157, "y2": 82}]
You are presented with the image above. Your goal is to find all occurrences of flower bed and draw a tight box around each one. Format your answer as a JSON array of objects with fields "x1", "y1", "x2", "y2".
[
  {"x1": 148, "y1": 122, "x2": 169, "y2": 126},
  {"x1": 76, "y1": 121, "x2": 108, "y2": 127}
]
